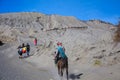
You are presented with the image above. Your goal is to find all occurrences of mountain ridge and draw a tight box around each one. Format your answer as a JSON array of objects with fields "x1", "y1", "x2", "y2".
[{"x1": 0, "y1": 12, "x2": 114, "y2": 29}]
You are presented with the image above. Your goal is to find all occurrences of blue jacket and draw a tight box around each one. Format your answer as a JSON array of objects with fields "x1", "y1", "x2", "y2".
[{"x1": 57, "y1": 46, "x2": 67, "y2": 58}]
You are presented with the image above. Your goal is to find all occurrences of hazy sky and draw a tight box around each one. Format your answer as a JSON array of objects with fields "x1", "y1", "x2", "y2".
[{"x1": 0, "y1": 0, "x2": 120, "y2": 24}]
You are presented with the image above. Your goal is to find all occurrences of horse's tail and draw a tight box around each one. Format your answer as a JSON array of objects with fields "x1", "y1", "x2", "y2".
[{"x1": 57, "y1": 59, "x2": 63, "y2": 76}]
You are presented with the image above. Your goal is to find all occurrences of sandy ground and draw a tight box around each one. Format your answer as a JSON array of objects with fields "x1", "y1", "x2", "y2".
[
  {"x1": 0, "y1": 41, "x2": 120, "y2": 80},
  {"x1": 25, "y1": 45, "x2": 120, "y2": 80},
  {"x1": 26, "y1": 56, "x2": 120, "y2": 80},
  {"x1": 0, "y1": 43, "x2": 54, "y2": 80}
]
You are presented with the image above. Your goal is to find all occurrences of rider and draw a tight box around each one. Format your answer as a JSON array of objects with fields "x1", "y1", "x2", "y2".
[{"x1": 55, "y1": 42, "x2": 68, "y2": 65}]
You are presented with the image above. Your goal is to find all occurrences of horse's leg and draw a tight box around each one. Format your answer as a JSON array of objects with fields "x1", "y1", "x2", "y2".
[
  {"x1": 61, "y1": 68, "x2": 63, "y2": 76},
  {"x1": 66, "y1": 67, "x2": 68, "y2": 80},
  {"x1": 66, "y1": 60, "x2": 69, "y2": 80},
  {"x1": 58, "y1": 65, "x2": 60, "y2": 75}
]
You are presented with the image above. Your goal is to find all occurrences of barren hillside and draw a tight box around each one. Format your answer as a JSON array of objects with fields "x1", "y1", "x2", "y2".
[{"x1": 0, "y1": 12, "x2": 119, "y2": 66}]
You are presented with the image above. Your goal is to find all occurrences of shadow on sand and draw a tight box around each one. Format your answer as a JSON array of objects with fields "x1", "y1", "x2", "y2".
[
  {"x1": 69, "y1": 73, "x2": 83, "y2": 80},
  {"x1": 19, "y1": 54, "x2": 34, "y2": 59}
]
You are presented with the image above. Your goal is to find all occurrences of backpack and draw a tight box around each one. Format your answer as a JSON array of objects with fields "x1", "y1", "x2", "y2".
[
  {"x1": 18, "y1": 48, "x2": 22, "y2": 54},
  {"x1": 22, "y1": 47, "x2": 26, "y2": 53}
]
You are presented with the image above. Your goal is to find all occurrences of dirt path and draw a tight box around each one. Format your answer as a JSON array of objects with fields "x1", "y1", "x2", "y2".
[{"x1": 0, "y1": 43, "x2": 54, "y2": 80}]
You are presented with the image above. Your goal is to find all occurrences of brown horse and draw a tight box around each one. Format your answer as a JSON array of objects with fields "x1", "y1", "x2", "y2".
[{"x1": 57, "y1": 58, "x2": 68, "y2": 80}]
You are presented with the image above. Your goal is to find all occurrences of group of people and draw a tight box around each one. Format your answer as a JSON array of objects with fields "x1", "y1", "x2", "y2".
[
  {"x1": 17, "y1": 38, "x2": 36, "y2": 59},
  {"x1": 17, "y1": 43, "x2": 30, "y2": 58}
]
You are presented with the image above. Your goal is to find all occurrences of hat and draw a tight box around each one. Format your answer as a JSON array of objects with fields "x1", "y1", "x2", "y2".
[
  {"x1": 57, "y1": 42, "x2": 62, "y2": 46},
  {"x1": 59, "y1": 42, "x2": 62, "y2": 46}
]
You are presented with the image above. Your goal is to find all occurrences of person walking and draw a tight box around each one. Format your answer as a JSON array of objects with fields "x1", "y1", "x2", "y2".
[
  {"x1": 17, "y1": 45, "x2": 23, "y2": 58},
  {"x1": 34, "y1": 38, "x2": 37, "y2": 46},
  {"x1": 26, "y1": 43, "x2": 30, "y2": 56}
]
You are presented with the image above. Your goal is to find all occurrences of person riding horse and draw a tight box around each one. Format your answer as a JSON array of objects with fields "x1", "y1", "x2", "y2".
[
  {"x1": 55, "y1": 42, "x2": 68, "y2": 66},
  {"x1": 54, "y1": 42, "x2": 69, "y2": 80}
]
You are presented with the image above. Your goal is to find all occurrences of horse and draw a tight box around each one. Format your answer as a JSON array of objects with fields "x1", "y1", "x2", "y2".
[{"x1": 57, "y1": 58, "x2": 68, "y2": 80}]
